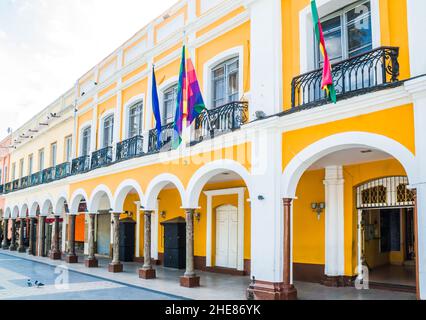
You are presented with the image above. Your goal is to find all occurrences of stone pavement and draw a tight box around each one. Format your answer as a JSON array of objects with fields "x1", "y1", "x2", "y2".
[{"x1": 0, "y1": 250, "x2": 417, "y2": 300}]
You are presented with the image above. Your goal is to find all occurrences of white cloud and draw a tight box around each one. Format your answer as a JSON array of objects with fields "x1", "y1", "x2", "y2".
[{"x1": 0, "y1": 0, "x2": 177, "y2": 140}]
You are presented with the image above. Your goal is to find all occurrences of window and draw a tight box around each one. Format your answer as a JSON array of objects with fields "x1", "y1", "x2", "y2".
[
  {"x1": 212, "y1": 57, "x2": 239, "y2": 108},
  {"x1": 81, "y1": 127, "x2": 91, "y2": 156},
  {"x1": 163, "y1": 85, "x2": 178, "y2": 125},
  {"x1": 128, "y1": 102, "x2": 143, "y2": 138},
  {"x1": 28, "y1": 154, "x2": 33, "y2": 175},
  {"x1": 316, "y1": 0, "x2": 372, "y2": 66},
  {"x1": 4, "y1": 165, "x2": 7, "y2": 183},
  {"x1": 0, "y1": 169, "x2": 2, "y2": 184},
  {"x1": 11, "y1": 162, "x2": 16, "y2": 181},
  {"x1": 102, "y1": 115, "x2": 114, "y2": 148},
  {"x1": 19, "y1": 158, "x2": 24, "y2": 178},
  {"x1": 51, "y1": 142, "x2": 57, "y2": 167},
  {"x1": 39, "y1": 149, "x2": 45, "y2": 171},
  {"x1": 65, "y1": 136, "x2": 72, "y2": 162}
]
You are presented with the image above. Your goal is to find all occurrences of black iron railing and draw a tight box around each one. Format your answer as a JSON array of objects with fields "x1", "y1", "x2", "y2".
[
  {"x1": 71, "y1": 155, "x2": 91, "y2": 175},
  {"x1": 42, "y1": 167, "x2": 55, "y2": 184},
  {"x1": 4, "y1": 182, "x2": 12, "y2": 194},
  {"x1": 20, "y1": 176, "x2": 30, "y2": 189},
  {"x1": 55, "y1": 162, "x2": 71, "y2": 180},
  {"x1": 291, "y1": 46, "x2": 400, "y2": 109},
  {"x1": 192, "y1": 101, "x2": 249, "y2": 144},
  {"x1": 91, "y1": 146, "x2": 113, "y2": 170},
  {"x1": 30, "y1": 172, "x2": 43, "y2": 186},
  {"x1": 116, "y1": 135, "x2": 144, "y2": 162},
  {"x1": 12, "y1": 179, "x2": 20, "y2": 191},
  {"x1": 148, "y1": 123, "x2": 174, "y2": 153}
]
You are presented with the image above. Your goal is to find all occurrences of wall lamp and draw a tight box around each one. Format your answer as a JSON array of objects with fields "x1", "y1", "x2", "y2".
[
  {"x1": 194, "y1": 212, "x2": 201, "y2": 223},
  {"x1": 311, "y1": 202, "x2": 325, "y2": 220},
  {"x1": 160, "y1": 211, "x2": 167, "y2": 219}
]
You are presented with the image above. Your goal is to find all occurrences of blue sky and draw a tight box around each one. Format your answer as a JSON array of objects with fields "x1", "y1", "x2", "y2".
[{"x1": 0, "y1": 0, "x2": 177, "y2": 141}]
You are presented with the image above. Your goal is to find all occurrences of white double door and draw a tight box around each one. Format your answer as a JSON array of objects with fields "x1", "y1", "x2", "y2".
[{"x1": 215, "y1": 205, "x2": 238, "y2": 269}]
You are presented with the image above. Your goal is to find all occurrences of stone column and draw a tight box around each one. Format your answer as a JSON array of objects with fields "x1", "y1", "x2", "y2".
[
  {"x1": 2, "y1": 218, "x2": 9, "y2": 249},
  {"x1": 108, "y1": 212, "x2": 123, "y2": 273},
  {"x1": 322, "y1": 166, "x2": 345, "y2": 286},
  {"x1": 180, "y1": 209, "x2": 200, "y2": 288},
  {"x1": 85, "y1": 213, "x2": 98, "y2": 268},
  {"x1": 50, "y1": 215, "x2": 61, "y2": 260},
  {"x1": 281, "y1": 199, "x2": 297, "y2": 300},
  {"x1": 139, "y1": 210, "x2": 156, "y2": 279},
  {"x1": 9, "y1": 219, "x2": 17, "y2": 251},
  {"x1": 38, "y1": 216, "x2": 46, "y2": 257},
  {"x1": 27, "y1": 218, "x2": 35, "y2": 255},
  {"x1": 18, "y1": 218, "x2": 26, "y2": 252},
  {"x1": 65, "y1": 214, "x2": 78, "y2": 263}
]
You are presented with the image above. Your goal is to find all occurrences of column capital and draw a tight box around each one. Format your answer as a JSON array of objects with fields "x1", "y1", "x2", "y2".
[{"x1": 282, "y1": 198, "x2": 293, "y2": 207}]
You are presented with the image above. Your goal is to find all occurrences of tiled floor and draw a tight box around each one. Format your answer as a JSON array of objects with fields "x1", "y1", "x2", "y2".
[
  {"x1": 369, "y1": 264, "x2": 416, "y2": 287},
  {"x1": 0, "y1": 250, "x2": 417, "y2": 300}
]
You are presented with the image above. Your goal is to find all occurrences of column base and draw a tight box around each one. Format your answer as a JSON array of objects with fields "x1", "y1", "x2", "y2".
[
  {"x1": 139, "y1": 268, "x2": 156, "y2": 279},
  {"x1": 50, "y1": 251, "x2": 62, "y2": 260},
  {"x1": 27, "y1": 248, "x2": 34, "y2": 255},
  {"x1": 9, "y1": 244, "x2": 17, "y2": 251},
  {"x1": 180, "y1": 275, "x2": 200, "y2": 288},
  {"x1": 18, "y1": 246, "x2": 26, "y2": 253},
  {"x1": 247, "y1": 281, "x2": 298, "y2": 300},
  {"x1": 85, "y1": 258, "x2": 98, "y2": 268},
  {"x1": 1, "y1": 244, "x2": 8, "y2": 250},
  {"x1": 65, "y1": 254, "x2": 78, "y2": 264},
  {"x1": 108, "y1": 263, "x2": 123, "y2": 273}
]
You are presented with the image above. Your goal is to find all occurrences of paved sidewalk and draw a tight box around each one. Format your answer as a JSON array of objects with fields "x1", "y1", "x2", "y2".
[{"x1": 0, "y1": 249, "x2": 417, "y2": 300}]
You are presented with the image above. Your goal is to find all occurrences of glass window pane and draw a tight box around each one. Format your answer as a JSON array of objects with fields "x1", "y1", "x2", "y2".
[
  {"x1": 320, "y1": 15, "x2": 343, "y2": 63},
  {"x1": 346, "y1": 1, "x2": 371, "y2": 23},
  {"x1": 347, "y1": 8, "x2": 372, "y2": 57}
]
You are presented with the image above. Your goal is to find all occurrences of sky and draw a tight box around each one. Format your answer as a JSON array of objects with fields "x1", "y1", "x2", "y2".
[{"x1": 0, "y1": 0, "x2": 177, "y2": 141}]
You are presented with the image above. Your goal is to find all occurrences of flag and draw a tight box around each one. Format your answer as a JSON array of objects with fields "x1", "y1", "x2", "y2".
[
  {"x1": 172, "y1": 46, "x2": 186, "y2": 149},
  {"x1": 186, "y1": 55, "x2": 206, "y2": 125},
  {"x1": 151, "y1": 66, "x2": 162, "y2": 150},
  {"x1": 311, "y1": 0, "x2": 337, "y2": 103}
]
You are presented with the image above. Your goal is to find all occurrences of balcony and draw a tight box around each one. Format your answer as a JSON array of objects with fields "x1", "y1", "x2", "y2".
[
  {"x1": 56, "y1": 162, "x2": 71, "y2": 180},
  {"x1": 116, "y1": 135, "x2": 144, "y2": 162},
  {"x1": 71, "y1": 155, "x2": 91, "y2": 175},
  {"x1": 12, "y1": 179, "x2": 20, "y2": 191},
  {"x1": 91, "y1": 146, "x2": 113, "y2": 170},
  {"x1": 148, "y1": 123, "x2": 174, "y2": 154},
  {"x1": 20, "y1": 176, "x2": 30, "y2": 189},
  {"x1": 42, "y1": 167, "x2": 55, "y2": 184},
  {"x1": 291, "y1": 46, "x2": 400, "y2": 109},
  {"x1": 191, "y1": 101, "x2": 249, "y2": 145},
  {"x1": 4, "y1": 182, "x2": 12, "y2": 194},
  {"x1": 31, "y1": 172, "x2": 43, "y2": 186}
]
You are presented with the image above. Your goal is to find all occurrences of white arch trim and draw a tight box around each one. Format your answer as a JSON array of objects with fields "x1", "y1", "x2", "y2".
[
  {"x1": 29, "y1": 200, "x2": 41, "y2": 217},
  {"x1": 4, "y1": 207, "x2": 11, "y2": 219},
  {"x1": 69, "y1": 188, "x2": 89, "y2": 215},
  {"x1": 281, "y1": 132, "x2": 417, "y2": 198},
  {"x1": 143, "y1": 173, "x2": 186, "y2": 210},
  {"x1": 55, "y1": 193, "x2": 69, "y2": 216},
  {"x1": 11, "y1": 205, "x2": 20, "y2": 219},
  {"x1": 41, "y1": 196, "x2": 55, "y2": 216},
  {"x1": 113, "y1": 179, "x2": 144, "y2": 212},
  {"x1": 88, "y1": 184, "x2": 114, "y2": 213},
  {"x1": 20, "y1": 203, "x2": 29, "y2": 218},
  {"x1": 185, "y1": 159, "x2": 253, "y2": 208}
]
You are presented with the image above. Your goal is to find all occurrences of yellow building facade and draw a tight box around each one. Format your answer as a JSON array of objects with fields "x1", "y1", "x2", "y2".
[{"x1": 1, "y1": 0, "x2": 426, "y2": 300}]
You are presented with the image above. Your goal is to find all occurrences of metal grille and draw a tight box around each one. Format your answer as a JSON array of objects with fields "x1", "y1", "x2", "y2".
[{"x1": 356, "y1": 176, "x2": 414, "y2": 209}]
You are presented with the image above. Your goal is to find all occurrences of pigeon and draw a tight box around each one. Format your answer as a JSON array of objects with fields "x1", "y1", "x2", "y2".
[
  {"x1": 27, "y1": 280, "x2": 33, "y2": 287},
  {"x1": 34, "y1": 280, "x2": 45, "y2": 288}
]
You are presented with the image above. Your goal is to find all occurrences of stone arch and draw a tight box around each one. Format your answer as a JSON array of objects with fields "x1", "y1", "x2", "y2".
[
  {"x1": 69, "y1": 189, "x2": 89, "y2": 215},
  {"x1": 143, "y1": 173, "x2": 186, "y2": 210},
  {"x1": 112, "y1": 179, "x2": 144, "y2": 212},
  {"x1": 88, "y1": 184, "x2": 114, "y2": 213}
]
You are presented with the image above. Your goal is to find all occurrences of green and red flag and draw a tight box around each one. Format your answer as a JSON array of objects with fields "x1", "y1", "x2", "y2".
[
  {"x1": 311, "y1": 0, "x2": 337, "y2": 103},
  {"x1": 172, "y1": 46, "x2": 187, "y2": 149}
]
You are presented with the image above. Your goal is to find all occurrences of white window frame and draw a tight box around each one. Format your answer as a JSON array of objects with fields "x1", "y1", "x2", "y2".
[
  {"x1": 28, "y1": 154, "x2": 33, "y2": 176},
  {"x1": 122, "y1": 94, "x2": 145, "y2": 140},
  {"x1": 98, "y1": 110, "x2": 115, "y2": 149},
  {"x1": 19, "y1": 158, "x2": 24, "y2": 178},
  {"x1": 79, "y1": 122, "x2": 92, "y2": 157},
  {"x1": 11, "y1": 162, "x2": 16, "y2": 181},
  {"x1": 38, "y1": 149, "x2": 45, "y2": 171},
  {"x1": 203, "y1": 46, "x2": 244, "y2": 110},
  {"x1": 299, "y1": 0, "x2": 381, "y2": 73},
  {"x1": 51, "y1": 142, "x2": 57, "y2": 167},
  {"x1": 65, "y1": 135, "x2": 72, "y2": 162}
]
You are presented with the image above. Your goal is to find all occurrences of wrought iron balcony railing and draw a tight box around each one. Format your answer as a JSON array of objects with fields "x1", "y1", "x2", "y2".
[
  {"x1": 91, "y1": 146, "x2": 113, "y2": 170},
  {"x1": 4, "y1": 182, "x2": 12, "y2": 194},
  {"x1": 116, "y1": 135, "x2": 144, "y2": 162},
  {"x1": 12, "y1": 179, "x2": 20, "y2": 191},
  {"x1": 42, "y1": 167, "x2": 55, "y2": 184},
  {"x1": 20, "y1": 176, "x2": 30, "y2": 189},
  {"x1": 71, "y1": 155, "x2": 91, "y2": 175},
  {"x1": 192, "y1": 101, "x2": 249, "y2": 144},
  {"x1": 148, "y1": 123, "x2": 175, "y2": 154},
  {"x1": 55, "y1": 162, "x2": 71, "y2": 180},
  {"x1": 30, "y1": 172, "x2": 43, "y2": 186},
  {"x1": 291, "y1": 46, "x2": 400, "y2": 109}
]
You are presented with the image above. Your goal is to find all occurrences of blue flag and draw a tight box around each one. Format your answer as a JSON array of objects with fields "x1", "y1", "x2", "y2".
[{"x1": 152, "y1": 67, "x2": 162, "y2": 150}]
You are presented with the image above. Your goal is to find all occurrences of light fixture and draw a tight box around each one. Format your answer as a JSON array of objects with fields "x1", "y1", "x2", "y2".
[
  {"x1": 311, "y1": 202, "x2": 325, "y2": 220},
  {"x1": 255, "y1": 111, "x2": 267, "y2": 120},
  {"x1": 361, "y1": 149, "x2": 373, "y2": 154},
  {"x1": 194, "y1": 212, "x2": 201, "y2": 223},
  {"x1": 258, "y1": 195, "x2": 265, "y2": 201},
  {"x1": 160, "y1": 211, "x2": 166, "y2": 219}
]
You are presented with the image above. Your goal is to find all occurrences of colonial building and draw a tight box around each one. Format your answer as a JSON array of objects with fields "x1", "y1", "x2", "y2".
[{"x1": 1, "y1": 0, "x2": 426, "y2": 300}]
